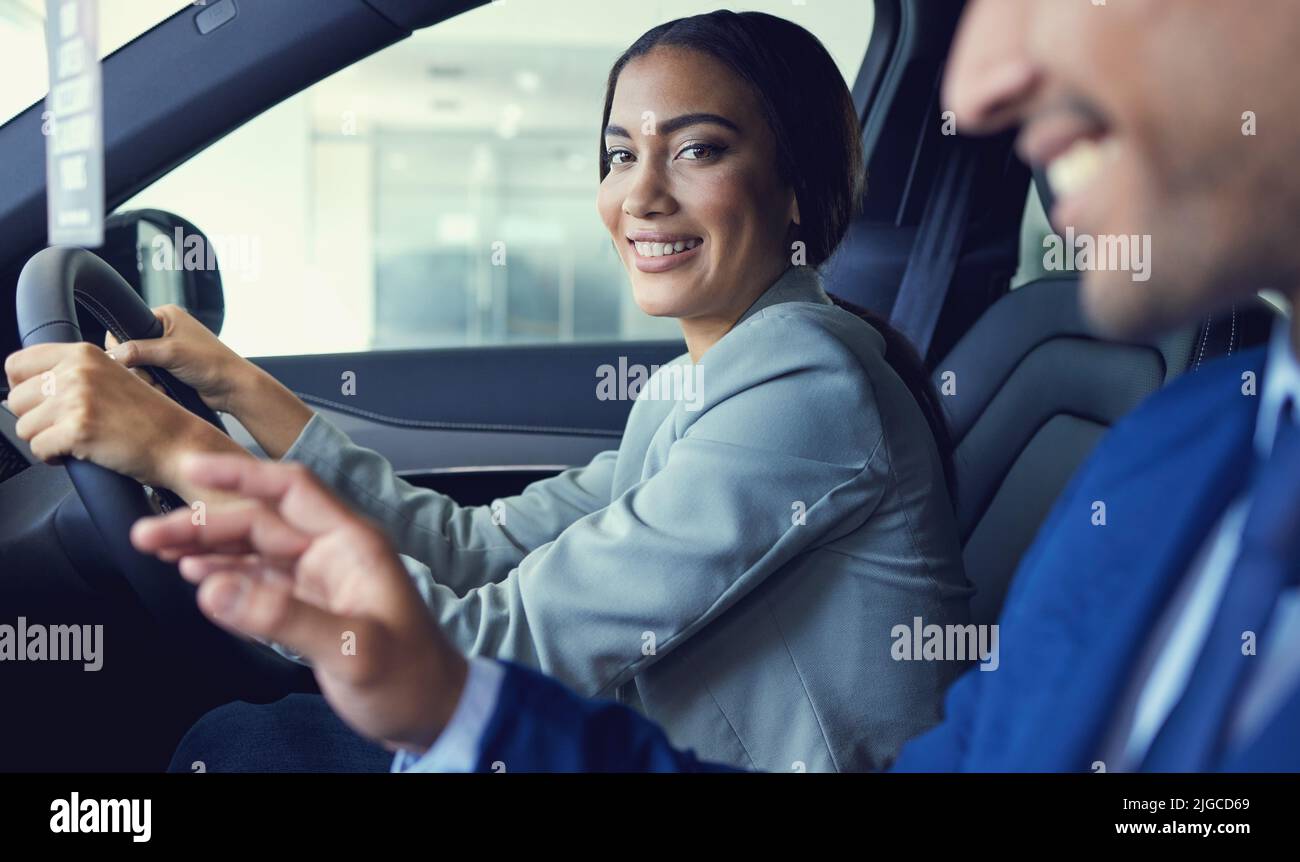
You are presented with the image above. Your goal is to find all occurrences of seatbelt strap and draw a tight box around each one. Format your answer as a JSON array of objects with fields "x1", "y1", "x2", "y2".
[{"x1": 889, "y1": 139, "x2": 981, "y2": 357}]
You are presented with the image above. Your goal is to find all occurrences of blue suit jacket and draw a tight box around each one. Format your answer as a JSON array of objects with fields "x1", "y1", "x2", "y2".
[{"x1": 469, "y1": 347, "x2": 1300, "y2": 772}]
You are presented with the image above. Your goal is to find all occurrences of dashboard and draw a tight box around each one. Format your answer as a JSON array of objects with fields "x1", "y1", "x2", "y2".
[{"x1": 0, "y1": 402, "x2": 32, "y2": 485}]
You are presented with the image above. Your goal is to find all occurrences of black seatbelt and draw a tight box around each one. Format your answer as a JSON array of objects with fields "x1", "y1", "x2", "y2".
[{"x1": 889, "y1": 139, "x2": 981, "y2": 358}]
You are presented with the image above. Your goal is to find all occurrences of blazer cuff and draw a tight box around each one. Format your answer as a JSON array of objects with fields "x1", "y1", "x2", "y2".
[{"x1": 279, "y1": 411, "x2": 337, "y2": 467}]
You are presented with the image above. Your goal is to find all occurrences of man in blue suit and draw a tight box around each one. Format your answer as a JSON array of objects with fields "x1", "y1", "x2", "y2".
[{"x1": 130, "y1": 0, "x2": 1300, "y2": 772}]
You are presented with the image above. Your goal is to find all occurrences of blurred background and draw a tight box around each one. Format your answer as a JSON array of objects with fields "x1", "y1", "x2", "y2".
[{"x1": 1, "y1": 0, "x2": 873, "y2": 357}]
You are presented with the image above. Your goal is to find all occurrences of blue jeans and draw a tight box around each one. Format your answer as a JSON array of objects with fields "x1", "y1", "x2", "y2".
[{"x1": 168, "y1": 693, "x2": 392, "y2": 773}]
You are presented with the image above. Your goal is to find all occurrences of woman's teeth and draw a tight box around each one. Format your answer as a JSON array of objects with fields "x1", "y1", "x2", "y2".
[{"x1": 635, "y1": 238, "x2": 701, "y2": 257}]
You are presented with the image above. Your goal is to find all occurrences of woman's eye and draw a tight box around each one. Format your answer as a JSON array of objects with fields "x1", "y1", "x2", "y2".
[
  {"x1": 606, "y1": 148, "x2": 634, "y2": 165},
  {"x1": 678, "y1": 144, "x2": 722, "y2": 161}
]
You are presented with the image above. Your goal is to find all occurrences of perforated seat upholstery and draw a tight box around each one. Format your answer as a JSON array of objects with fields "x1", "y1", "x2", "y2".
[{"x1": 935, "y1": 275, "x2": 1278, "y2": 626}]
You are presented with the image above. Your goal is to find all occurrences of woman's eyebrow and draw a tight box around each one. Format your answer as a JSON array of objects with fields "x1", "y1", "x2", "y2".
[{"x1": 604, "y1": 112, "x2": 741, "y2": 139}]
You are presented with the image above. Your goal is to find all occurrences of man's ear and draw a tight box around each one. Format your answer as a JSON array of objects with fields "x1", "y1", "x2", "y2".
[{"x1": 788, "y1": 193, "x2": 801, "y2": 227}]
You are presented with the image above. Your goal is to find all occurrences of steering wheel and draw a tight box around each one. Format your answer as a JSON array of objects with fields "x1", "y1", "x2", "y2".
[{"x1": 15, "y1": 246, "x2": 307, "y2": 701}]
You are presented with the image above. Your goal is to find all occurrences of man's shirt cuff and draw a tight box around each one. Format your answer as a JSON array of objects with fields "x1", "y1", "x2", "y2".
[{"x1": 391, "y1": 656, "x2": 506, "y2": 773}]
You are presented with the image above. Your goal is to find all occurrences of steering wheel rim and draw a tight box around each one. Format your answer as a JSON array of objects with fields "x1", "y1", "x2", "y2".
[{"x1": 16, "y1": 246, "x2": 307, "y2": 701}]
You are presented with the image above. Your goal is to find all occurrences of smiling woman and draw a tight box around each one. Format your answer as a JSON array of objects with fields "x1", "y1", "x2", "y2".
[
  {"x1": 596, "y1": 25, "x2": 852, "y2": 360},
  {"x1": 0, "y1": 0, "x2": 963, "y2": 776},
  {"x1": 89, "y1": 9, "x2": 975, "y2": 775}
]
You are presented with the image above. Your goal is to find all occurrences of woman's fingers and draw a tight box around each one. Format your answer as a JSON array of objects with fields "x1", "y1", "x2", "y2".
[
  {"x1": 3, "y1": 342, "x2": 68, "y2": 389},
  {"x1": 1, "y1": 372, "x2": 48, "y2": 417},
  {"x1": 104, "y1": 328, "x2": 175, "y2": 395},
  {"x1": 26, "y1": 416, "x2": 79, "y2": 464},
  {"x1": 6, "y1": 353, "x2": 151, "y2": 423},
  {"x1": 125, "y1": 365, "x2": 167, "y2": 395},
  {"x1": 107, "y1": 335, "x2": 173, "y2": 372},
  {"x1": 10, "y1": 388, "x2": 57, "y2": 443}
]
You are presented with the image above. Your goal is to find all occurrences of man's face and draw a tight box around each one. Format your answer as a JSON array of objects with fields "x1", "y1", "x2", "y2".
[{"x1": 945, "y1": 0, "x2": 1300, "y2": 338}]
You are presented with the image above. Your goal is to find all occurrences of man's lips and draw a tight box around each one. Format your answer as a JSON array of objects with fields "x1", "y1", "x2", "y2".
[
  {"x1": 1015, "y1": 103, "x2": 1117, "y2": 232},
  {"x1": 1016, "y1": 111, "x2": 1108, "y2": 169}
]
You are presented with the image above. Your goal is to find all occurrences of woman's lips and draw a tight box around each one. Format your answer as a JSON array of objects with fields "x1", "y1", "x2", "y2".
[{"x1": 628, "y1": 238, "x2": 703, "y2": 273}]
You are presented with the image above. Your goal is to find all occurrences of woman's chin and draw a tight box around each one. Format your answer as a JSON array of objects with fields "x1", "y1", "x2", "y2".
[{"x1": 630, "y1": 280, "x2": 687, "y2": 318}]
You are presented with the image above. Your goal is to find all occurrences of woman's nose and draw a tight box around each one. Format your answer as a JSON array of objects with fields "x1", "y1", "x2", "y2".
[{"x1": 621, "y1": 161, "x2": 677, "y2": 218}]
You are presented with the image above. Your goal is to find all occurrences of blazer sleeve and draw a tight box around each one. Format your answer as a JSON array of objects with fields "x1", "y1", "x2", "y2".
[
  {"x1": 474, "y1": 662, "x2": 739, "y2": 773},
  {"x1": 408, "y1": 311, "x2": 889, "y2": 698},
  {"x1": 281, "y1": 413, "x2": 617, "y2": 596}
]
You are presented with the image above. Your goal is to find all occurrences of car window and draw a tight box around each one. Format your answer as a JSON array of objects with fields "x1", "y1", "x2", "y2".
[
  {"x1": 0, "y1": 0, "x2": 191, "y2": 126},
  {"x1": 121, "y1": 1, "x2": 874, "y2": 358},
  {"x1": 1013, "y1": 184, "x2": 1053, "y2": 288}
]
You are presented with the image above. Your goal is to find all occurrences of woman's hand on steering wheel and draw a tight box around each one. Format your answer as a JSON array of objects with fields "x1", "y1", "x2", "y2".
[
  {"x1": 4, "y1": 341, "x2": 245, "y2": 497},
  {"x1": 107, "y1": 304, "x2": 314, "y2": 461},
  {"x1": 103, "y1": 304, "x2": 251, "y2": 415}
]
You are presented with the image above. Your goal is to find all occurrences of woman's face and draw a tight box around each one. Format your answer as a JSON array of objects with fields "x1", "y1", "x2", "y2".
[{"x1": 597, "y1": 47, "x2": 799, "y2": 328}]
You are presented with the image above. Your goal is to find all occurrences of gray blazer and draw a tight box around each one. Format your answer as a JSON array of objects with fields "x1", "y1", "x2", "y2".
[{"x1": 282, "y1": 264, "x2": 972, "y2": 771}]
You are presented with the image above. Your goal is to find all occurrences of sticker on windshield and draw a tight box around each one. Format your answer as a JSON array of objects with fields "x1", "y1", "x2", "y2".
[{"x1": 43, "y1": 0, "x2": 104, "y2": 248}]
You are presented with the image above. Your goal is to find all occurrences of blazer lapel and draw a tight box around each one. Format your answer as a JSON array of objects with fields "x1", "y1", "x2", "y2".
[{"x1": 1219, "y1": 668, "x2": 1300, "y2": 770}]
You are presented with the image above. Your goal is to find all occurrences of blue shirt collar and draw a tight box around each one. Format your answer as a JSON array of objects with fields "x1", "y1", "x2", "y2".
[{"x1": 1254, "y1": 319, "x2": 1300, "y2": 458}]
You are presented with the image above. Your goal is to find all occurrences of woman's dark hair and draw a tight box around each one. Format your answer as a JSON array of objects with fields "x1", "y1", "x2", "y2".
[{"x1": 599, "y1": 10, "x2": 957, "y2": 502}]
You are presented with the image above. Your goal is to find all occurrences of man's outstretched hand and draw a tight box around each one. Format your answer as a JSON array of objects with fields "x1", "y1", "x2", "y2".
[{"x1": 130, "y1": 454, "x2": 468, "y2": 756}]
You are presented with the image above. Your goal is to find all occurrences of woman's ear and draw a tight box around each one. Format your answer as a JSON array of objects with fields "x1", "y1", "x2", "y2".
[{"x1": 781, "y1": 192, "x2": 802, "y2": 252}]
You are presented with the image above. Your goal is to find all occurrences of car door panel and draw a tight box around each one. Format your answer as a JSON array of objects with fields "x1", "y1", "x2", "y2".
[{"x1": 250, "y1": 340, "x2": 685, "y2": 500}]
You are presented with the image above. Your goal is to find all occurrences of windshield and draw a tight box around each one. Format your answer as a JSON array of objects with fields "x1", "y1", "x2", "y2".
[{"x1": 0, "y1": 0, "x2": 190, "y2": 126}]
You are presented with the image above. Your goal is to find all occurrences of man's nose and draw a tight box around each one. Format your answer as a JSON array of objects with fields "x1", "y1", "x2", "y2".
[{"x1": 942, "y1": 0, "x2": 1039, "y2": 136}]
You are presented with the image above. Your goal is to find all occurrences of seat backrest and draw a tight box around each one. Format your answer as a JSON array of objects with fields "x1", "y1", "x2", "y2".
[{"x1": 935, "y1": 275, "x2": 1278, "y2": 626}]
